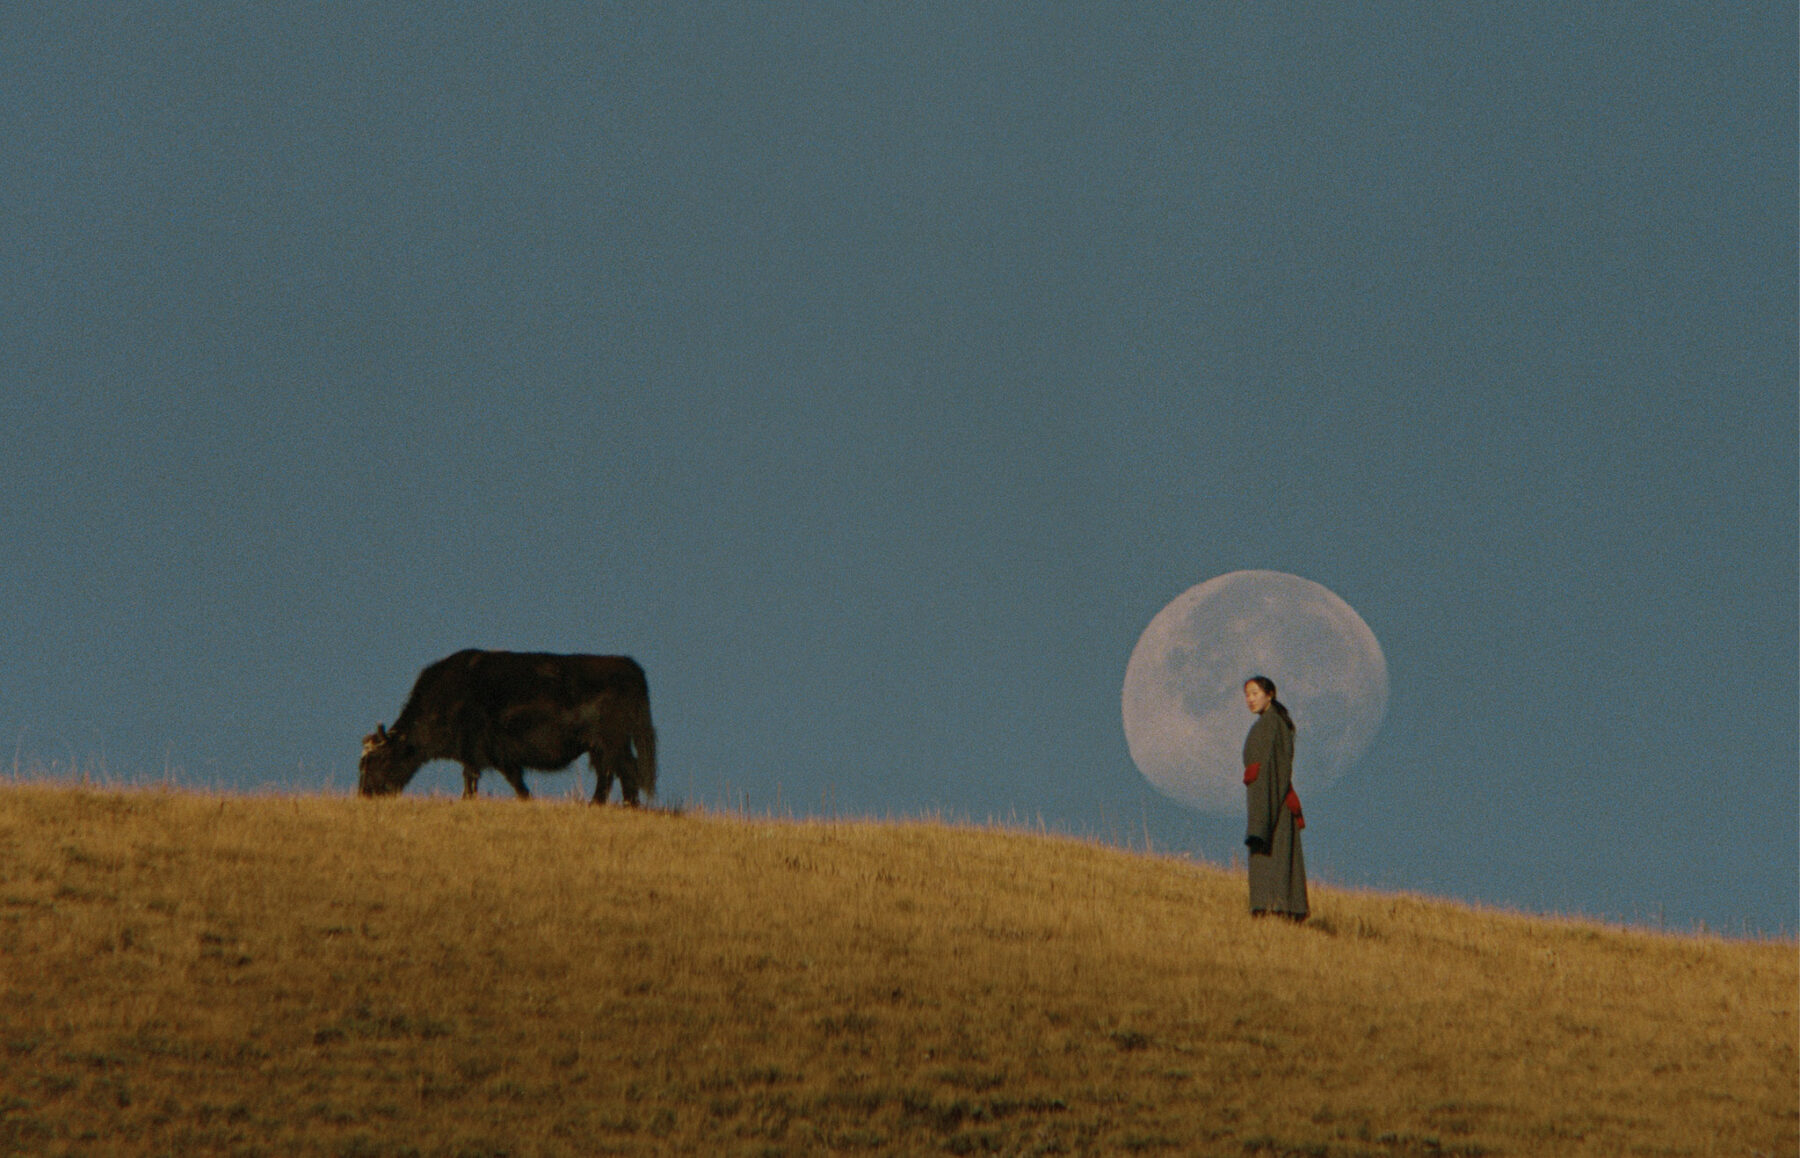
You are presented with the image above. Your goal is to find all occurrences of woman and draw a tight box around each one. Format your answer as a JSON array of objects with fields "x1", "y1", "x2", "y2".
[{"x1": 1242, "y1": 675, "x2": 1308, "y2": 920}]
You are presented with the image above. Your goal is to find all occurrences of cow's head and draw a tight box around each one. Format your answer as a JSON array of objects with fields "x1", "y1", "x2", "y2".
[{"x1": 357, "y1": 723, "x2": 423, "y2": 797}]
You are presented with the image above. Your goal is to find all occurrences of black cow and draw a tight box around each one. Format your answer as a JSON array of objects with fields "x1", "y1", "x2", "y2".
[{"x1": 358, "y1": 649, "x2": 657, "y2": 804}]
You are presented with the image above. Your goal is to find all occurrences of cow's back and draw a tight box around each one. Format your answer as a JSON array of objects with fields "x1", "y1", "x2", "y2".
[
  {"x1": 403, "y1": 650, "x2": 644, "y2": 718},
  {"x1": 461, "y1": 652, "x2": 644, "y2": 707},
  {"x1": 558, "y1": 654, "x2": 648, "y2": 700}
]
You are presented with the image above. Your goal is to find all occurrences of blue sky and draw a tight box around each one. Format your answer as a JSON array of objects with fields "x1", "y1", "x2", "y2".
[{"x1": 3, "y1": 4, "x2": 1793, "y2": 934}]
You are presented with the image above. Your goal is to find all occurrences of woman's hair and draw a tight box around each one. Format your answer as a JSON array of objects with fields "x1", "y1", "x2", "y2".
[{"x1": 1246, "y1": 675, "x2": 1296, "y2": 732}]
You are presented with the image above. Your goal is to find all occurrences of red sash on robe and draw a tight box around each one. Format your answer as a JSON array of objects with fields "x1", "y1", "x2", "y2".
[
  {"x1": 1284, "y1": 787, "x2": 1305, "y2": 830},
  {"x1": 1243, "y1": 762, "x2": 1260, "y2": 785}
]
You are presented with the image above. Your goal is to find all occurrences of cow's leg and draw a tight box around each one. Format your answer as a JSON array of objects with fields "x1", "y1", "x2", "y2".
[
  {"x1": 617, "y1": 744, "x2": 642, "y2": 808},
  {"x1": 588, "y1": 748, "x2": 615, "y2": 805},
  {"x1": 461, "y1": 763, "x2": 482, "y2": 799},
  {"x1": 499, "y1": 766, "x2": 531, "y2": 800},
  {"x1": 598, "y1": 727, "x2": 640, "y2": 806}
]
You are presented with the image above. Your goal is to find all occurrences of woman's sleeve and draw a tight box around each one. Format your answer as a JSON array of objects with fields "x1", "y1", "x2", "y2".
[{"x1": 1244, "y1": 718, "x2": 1276, "y2": 849}]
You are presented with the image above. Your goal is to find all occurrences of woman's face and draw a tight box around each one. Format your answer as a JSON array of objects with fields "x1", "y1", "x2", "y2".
[{"x1": 1244, "y1": 682, "x2": 1272, "y2": 714}]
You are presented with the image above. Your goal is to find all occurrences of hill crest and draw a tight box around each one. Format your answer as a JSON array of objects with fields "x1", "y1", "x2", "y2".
[{"x1": 1, "y1": 785, "x2": 1793, "y2": 1156}]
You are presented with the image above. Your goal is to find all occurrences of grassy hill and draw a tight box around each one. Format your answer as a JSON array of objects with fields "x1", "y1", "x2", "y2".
[{"x1": 0, "y1": 785, "x2": 1792, "y2": 1157}]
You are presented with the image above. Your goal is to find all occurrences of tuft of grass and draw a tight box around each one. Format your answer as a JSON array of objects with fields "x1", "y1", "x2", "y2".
[{"x1": 0, "y1": 784, "x2": 1793, "y2": 1156}]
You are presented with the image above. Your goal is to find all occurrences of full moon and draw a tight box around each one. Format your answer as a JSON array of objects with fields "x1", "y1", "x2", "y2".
[{"x1": 1122, "y1": 571, "x2": 1388, "y2": 813}]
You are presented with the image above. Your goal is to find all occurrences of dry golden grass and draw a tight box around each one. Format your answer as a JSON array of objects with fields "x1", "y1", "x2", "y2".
[{"x1": 0, "y1": 784, "x2": 1792, "y2": 1157}]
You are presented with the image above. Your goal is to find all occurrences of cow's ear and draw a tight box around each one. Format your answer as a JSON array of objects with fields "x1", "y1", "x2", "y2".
[{"x1": 376, "y1": 724, "x2": 388, "y2": 741}]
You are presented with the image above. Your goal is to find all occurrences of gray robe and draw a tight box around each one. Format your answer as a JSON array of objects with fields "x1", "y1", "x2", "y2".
[{"x1": 1243, "y1": 707, "x2": 1308, "y2": 917}]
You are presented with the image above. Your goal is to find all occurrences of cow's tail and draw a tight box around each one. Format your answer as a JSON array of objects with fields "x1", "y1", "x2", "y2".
[{"x1": 630, "y1": 695, "x2": 658, "y2": 798}]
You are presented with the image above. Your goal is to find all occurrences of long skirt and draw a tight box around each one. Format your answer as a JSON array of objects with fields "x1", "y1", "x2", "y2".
[{"x1": 1248, "y1": 807, "x2": 1308, "y2": 917}]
